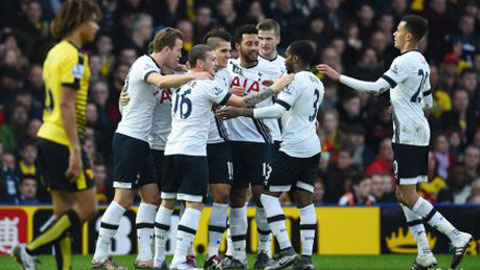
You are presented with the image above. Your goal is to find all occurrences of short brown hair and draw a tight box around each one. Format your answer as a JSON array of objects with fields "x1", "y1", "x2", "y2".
[
  {"x1": 51, "y1": 0, "x2": 102, "y2": 39},
  {"x1": 256, "y1": 19, "x2": 281, "y2": 36},
  {"x1": 188, "y1": 44, "x2": 212, "y2": 68},
  {"x1": 152, "y1": 27, "x2": 183, "y2": 53}
]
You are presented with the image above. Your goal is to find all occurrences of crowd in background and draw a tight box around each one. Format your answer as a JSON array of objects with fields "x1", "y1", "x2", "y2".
[{"x1": 0, "y1": 0, "x2": 479, "y2": 206}]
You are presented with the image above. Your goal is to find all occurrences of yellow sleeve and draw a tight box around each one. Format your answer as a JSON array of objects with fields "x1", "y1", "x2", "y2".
[{"x1": 60, "y1": 50, "x2": 85, "y2": 90}]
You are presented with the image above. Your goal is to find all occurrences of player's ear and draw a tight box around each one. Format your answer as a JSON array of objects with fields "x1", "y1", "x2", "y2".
[
  {"x1": 276, "y1": 34, "x2": 281, "y2": 46},
  {"x1": 235, "y1": 42, "x2": 241, "y2": 51}
]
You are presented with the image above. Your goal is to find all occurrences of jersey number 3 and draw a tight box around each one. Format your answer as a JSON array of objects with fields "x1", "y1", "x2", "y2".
[
  {"x1": 309, "y1": 89, "x2": 320, "y2": 122},
  {"x1": 173, "y1": 89, "x2": 192, "y2": 119},
  {"x1": 411, "y1": 69, "x2": 428, "y2": 103}
]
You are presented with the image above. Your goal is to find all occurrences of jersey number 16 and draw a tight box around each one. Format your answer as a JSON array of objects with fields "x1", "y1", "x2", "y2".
[{"x1": 173, "y1": 89, "x2": 192, "y2": 119}]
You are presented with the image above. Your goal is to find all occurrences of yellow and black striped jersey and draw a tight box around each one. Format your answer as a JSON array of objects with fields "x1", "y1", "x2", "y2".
[{"x1": 37, "y1": 40, "x2": 90, "y2": 147}]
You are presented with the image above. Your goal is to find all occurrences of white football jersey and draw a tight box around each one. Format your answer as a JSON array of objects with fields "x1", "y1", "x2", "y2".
[
  {"x1": 148, "y1": 88, "x2": 172, "y2": 150},
  {"x1": 259, "y1": 54, "x2": 287, "y2": 77},
  {"x1": 116, "y1": 55, "x2": 159, "y2": 142},
  {"x1": 275, "y1": 71, "x2": 323, "y2": 158},
  {"x1": 165, "y1": 79, "x2": 231, "y2": 156},
  {"x1": 225, "y1": 58, "x2": 281, "y2": 143},
  {"x1": 207, "y1": 68, "x2": 231, "y2": 144},
  {"x1": 382, "y1": 50, "x2": 431, "y2": 146}
]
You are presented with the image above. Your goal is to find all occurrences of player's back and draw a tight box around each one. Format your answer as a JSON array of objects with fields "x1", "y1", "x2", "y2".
[
  {"x1": 116, "y1": 55, "x2": 160, "y2": 142},
  {"x1": 165, "y1": 79, "x2": 230, "y2": 156},
  {"x1": 383, "y1": 50, "x2": 431, "y2": 146},
  {"x1": 37, "y1": 41, "x2": 90, "y2": 147},
  {"x1": 277, "y1": 71, "x2": 323, "y2": 158}
]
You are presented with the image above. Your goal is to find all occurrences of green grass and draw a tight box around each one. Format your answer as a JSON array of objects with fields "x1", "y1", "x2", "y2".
[{"x1": 1, "y1": 254, "x2": 479, "y2": 270}]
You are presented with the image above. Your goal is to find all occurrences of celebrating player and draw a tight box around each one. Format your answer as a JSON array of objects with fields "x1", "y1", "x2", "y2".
[
  {"x1": 91, "y1": 28, "x2": 211, "y2": 270},
  {"x1": 12, "y1": 1, "x2": 102, "y2": 270},
  {"x1": 217, "y1": 40, "x2": 323, "y2": 270},
  {"x1": 317, "y1": 15, "x2": 472, "y2": 270}
]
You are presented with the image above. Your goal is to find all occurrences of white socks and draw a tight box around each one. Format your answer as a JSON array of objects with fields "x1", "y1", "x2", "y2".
[
  {"x1": 299, "y1": 204, "x2": 317, "y2": 257},
  {"x1": 256, "y1": 207, "x2": 272, "y2": 256},
  {"x1": 260, "y1": 194, "x2": 292, "y2": 250},
  {"x1": 171, "y1": 208, "x2": 201, "y2": 267},
  {"x1": 230, "y1": 206, "x2": 247, "y2": 262},
  {"x1": 136, "y1": 202, "x2": 157, "y2": 261},
  {"x1": 412, "y1": 197, "x2": 460, "y2": 242},
  {"x1": 400, "y1": 204, "x2": 431, "y2": 255},
  {"x1": 208, "y1": 203, "x2": 228, "y2": 257},
  {"x1": 226, "y1": 226, "x2": 233, "y2": 257},
  {"x1": 93, "y1": 201, "x2": 126, "y2": 263},
  {"x1": 154, "y1": 206, "x2": 173, "y2": 265}
]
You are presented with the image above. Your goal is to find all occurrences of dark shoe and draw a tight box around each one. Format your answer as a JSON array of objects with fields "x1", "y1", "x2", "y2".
[{"x1": 254, "y1": 251, "x2": 271, "y2": 269}]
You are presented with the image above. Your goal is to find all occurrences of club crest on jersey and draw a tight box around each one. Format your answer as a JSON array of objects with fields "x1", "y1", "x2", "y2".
[
  {"x1": 392, "y1": 64, "x2": 400, "y2": 74},
  {"x1": 72, "y1": 63, "x2": 84, "y2": 79},
  {"x1": 212, "y1": 86, "x2": 224, "y2": 96}
]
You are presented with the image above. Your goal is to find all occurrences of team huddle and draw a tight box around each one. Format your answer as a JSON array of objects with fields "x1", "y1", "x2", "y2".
[{"x1": 11, "y1": 1, "x2": 473, "y2": 270}]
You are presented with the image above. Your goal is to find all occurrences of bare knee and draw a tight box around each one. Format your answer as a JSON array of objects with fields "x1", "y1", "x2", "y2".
[
  {"x1": 230, "y1": 188, "x2": 247, "y2": 208},
  {"x1": 114, "y1": 189, "x2": 135, "y2": 209},
  {"x1": 395, "y1": 187, "x2": 418, "y2": 208},
  {"x1": 294, "y1": 190, "x2": 313, "y2": 208},
  {"x1": 250, "y1": 186, "x2": 265, "y2": 207},
  {"x1": 161, "y1": 199, "x2": 176, "y2": 210},
  {"x1": 185, "y1": 201, "x2": 204, "y2": 211}
]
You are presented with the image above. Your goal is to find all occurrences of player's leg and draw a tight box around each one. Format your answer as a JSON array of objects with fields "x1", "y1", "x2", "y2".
[
  {"x1": 135, "y1": 183, "x2": 161, "y2": 268},
  {"x1": 51, "y1": 192, "x2": 74, "y2": 270},
  {"x1": 260, "y1": 151, "x2": 304, "y2": 270},
  {"x1": 134, "y1": 149, "x2": 161, "y2": 268},
  {"x1": 170, "y1": 155, "x2": 208, "y2": 269},
  {"x1": 223, "y1": 142, "x2": 249, "y2": 269},
  {"x1": 292, "y1": 154, "x2": 320, "y2": 270},
  {"x1": 394, "y1": 143, "x2": 472, "y2": 269},
  {"x1": 205, "y1": 142, "x2": 232, "y2": 268},
  {"x1": 93, "y1": 134, "x2": 148, "y2": 268}
]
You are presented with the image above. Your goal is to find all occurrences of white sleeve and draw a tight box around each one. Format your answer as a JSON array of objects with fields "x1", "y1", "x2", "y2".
[
  {"x1": 207, "y1": 81, "x2": 232, "y2": 105},
  {"x1": 339, "y1": 75, "x2": 391, "y2": 94},
  {"x1": 338, "y1": 196, "x2": 348, "y2": 206},
  {"x1": 381, "y1": 57, "x2": 410, "y2": 88},
  {"x1": 253, "y1": 103, "x2": 286, "y2": 119},
  {"x1": 422, "y1": 73, "x2": 433, "y2": 109},
  {"x1": 141, "y1": 60, "x2": 160, "y2": 82},
  {"x1": 275, "y1": 79, "x2": 301, "y2": 109}
]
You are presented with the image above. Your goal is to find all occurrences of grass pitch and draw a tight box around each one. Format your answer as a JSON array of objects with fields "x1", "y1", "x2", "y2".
[{"x1": 1, "y1": 254, "x2": 479, "y2": 270}]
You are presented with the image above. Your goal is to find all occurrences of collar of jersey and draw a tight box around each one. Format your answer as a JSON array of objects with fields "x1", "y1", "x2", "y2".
[
  {"x1": 401, "y1": 49, "x2": 421, "y2": 55},
  {"x1": 147, "y1": 54, "x2": 162, "y2": 70}
]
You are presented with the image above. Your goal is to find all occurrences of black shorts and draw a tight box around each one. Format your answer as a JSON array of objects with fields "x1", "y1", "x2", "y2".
[
  {"x1": 36, "y1": 138, "x2": 94, "y2": 192},
  {"x1": 112, "y1": 133, "x2": 156, "y2": 189},
  {"x1": 267, "y1": 151, "x2": 320, "y2": 193},
  {"x1": 230, "y1": 141, "x2": 272, "y2": 189},
  {"x1": 207, "y1": 142, "x2": 233, "y2": 184},
  {"x1": 162, "y1": 155, "x2": 209, "y2": 202},
  {"x1": 392, "y1": 143, "x2": 429, "y2": 185},
  {"x1": 271, "y1": 140, "x2": 281, "y2": 160},
  {"x1": 152, "y1": 149, "x2": 167, "y2": 188}
]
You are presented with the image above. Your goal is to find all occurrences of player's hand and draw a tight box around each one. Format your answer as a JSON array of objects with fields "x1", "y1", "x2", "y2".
[
  {"x1": 120, "y1": 89, "x2": 130, "y2": 106},
  {"x1": 231, "y1": 86, "x2": 245, "y2": 96},
  {"x1": 270, "y1": 74, "x2": 295, "y2": 93},
  {"x1": 216, "y1": 106, "x2": 242, "y2": 119},
  {"x1": 191, "y1": 71, "x2": 213, "y2": 80},
  {"x1": 65, "y1": 149, "x2": 83, "y2": 182},
  {"x1": 316, "y1": 64, "x2": 341, "y2": 81}
]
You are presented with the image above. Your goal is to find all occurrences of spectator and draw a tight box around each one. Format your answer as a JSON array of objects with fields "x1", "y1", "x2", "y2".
[
  {"x1": 366, "y1": 106, "x2": 392, "y2": 151},
  {"x1": 216, "y1": 0, "x2": 237, "y2": 33},
  {"x1": 0, "y1": 103, "x2": 29, "y2": 152},
  {"x1": 345, "y1": 124, "x2": 375, "y2": 168},
  {"x1": 269, "y1": 0, "x2": 307, "y2": 48},
  {"x1": 95, "y1": 33, "x2": 115, "y2": 77},
  {"x1": 194, "y1": 5, "x2": 213, "y2": 44},
  {"x1": 241, "y1": 1, "x2": 265, "y2": 26},
  {"x1": 339, "y1": 172, "x2": 376, "y2": 206},
  {"x1": 420, "y1": 151, "x2": 447, "y2": 201},
  {"x1": 118, "y1": 46, "x2": 137, "y2": 66},
  {"x1": 19, "y1": 175, "x2": 38, "y2": 203},
  {"x1": 432, "y1": 134, "x2": 458, "y2": 179},
  {"x1": 128, "y1": 13, "x2": 153, "y2": 55},
  {"x1": 440, "y1": 163, "x2": 472, "y2": 204},
  {"x1": 324, "y1": 144, "x2": 361, "y2": 203},
  {"x1": 25, "y1": 118, "x2": 41, "y2": 141},
  {"x1": 450, "y1": 14, "x2": 477, "y2": 64},
  {"x1": 463, "y1": 145, "x2": 480, "y2": 179},
  {"x1": 94, "y1": 162, "x2": 111, "y2": 202},
  {"x1": 25, "y1": 64, "x2": 43, "y2": 101},
  {"x1": 16, "y1": 142, "x2": 38, "y2": 179},
  {"x1": 366, "y1": 138, "x2": 393, "y2": 176},
  {"x1": 338, "y1": 92, "x2": 365, "y2": 128},
  {"x1": 441, "y1": 89, "x2": 472, "y2": 136},
  {"x1": 0, "y1": 152, "x2": 20, "y2": 203},
  {"x1": 471, "y1": 177, "x2": 480, "y2": 196},
  {"x1": 370, "y1": 173, "x2": 384, "y2": 202}
]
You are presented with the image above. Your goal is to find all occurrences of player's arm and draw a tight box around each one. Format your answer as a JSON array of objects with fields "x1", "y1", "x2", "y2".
[
  {"x1": 223, "y1": 74, "x2": 295, "y2": 107},
  {"x1": 60, "y1": 86, "x2": 82, "y2": 180},
  {"x1": 216, "y1": 103, "x2": 286, "y2": 119},
  {"x1": 317, "y1": 64, "x2": 390, "y2": 94},
  {"x1": 145, "y1": 72, "x2": 212, "y2": 89}
]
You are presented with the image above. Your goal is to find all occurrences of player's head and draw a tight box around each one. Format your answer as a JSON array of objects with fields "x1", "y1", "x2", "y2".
[
  {"x1": 284, "y1": 40, "x2": 314, "y2": 73},
  {"x1": 352, "y1": 172, "x2": 372, "y2": 200},
  {"x1": 256, "y1": 19, "x2": 281, "y2": 58},
  {"x1": 234, "y1": 24, "x2": 259, "y2": 64},
  {"x1": 393, "y1": 15, "x2": 428, "y2": 49},
  {"x1": 51, "y1": 0, "x2": 102, "y2": 43},
  {"x1": 152, "y1": 27, "x2": 183, "y2": 69},
  {"x1": 189, "y1": 44, "x2": 216, "y2": 76},
  {"x1": 204, "y1": 29, "x2": 232, "y2": 69}
]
